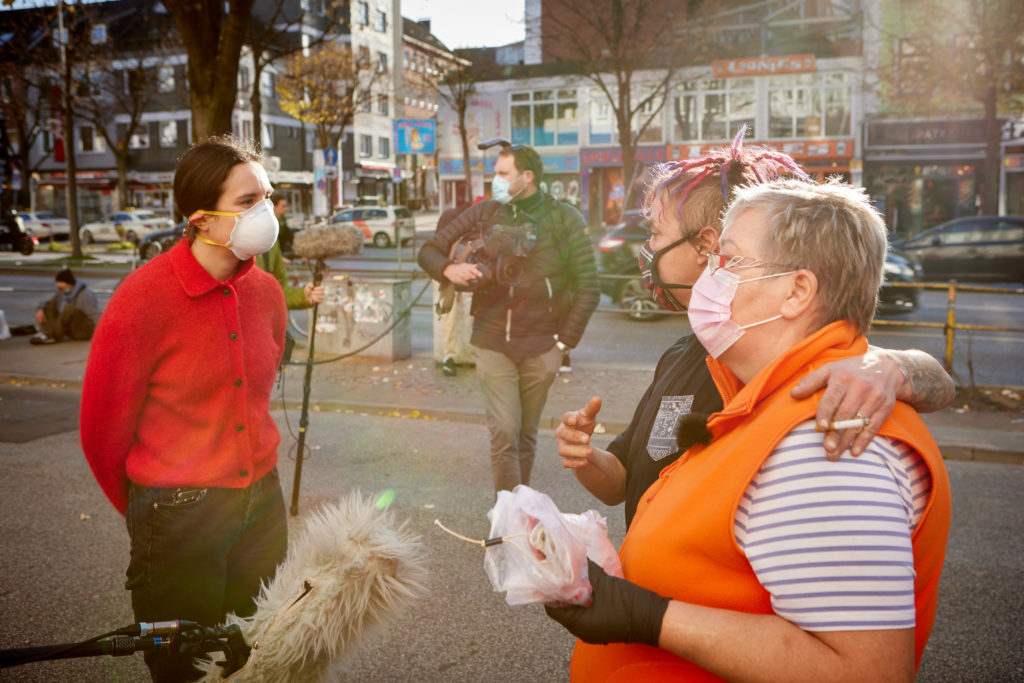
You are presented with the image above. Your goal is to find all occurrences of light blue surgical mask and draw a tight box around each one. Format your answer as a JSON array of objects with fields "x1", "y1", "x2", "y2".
[{"x1": 492, "y1": 174, "x2": 524, "y2": 204}]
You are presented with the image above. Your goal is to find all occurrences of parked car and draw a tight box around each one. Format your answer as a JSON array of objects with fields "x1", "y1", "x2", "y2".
[
  {"x1": 326, "y1": 205, "x2": 415, "y2": 248},
  {"x1": 138, "y1": 221, "x2": 185, "y2": 261},
  {"x1": 18, "y1": 210, "x2": 70, "y2": 239},
  {"x1": 596, "y1": 211, "x2": 663, "y2": 320},
  {"x1": 79, "y1": 209, "x2": 174, "y2": 245},
  {"x1": 891, "y1": 216, "x2": 1024, "y2": 282},
  {"x1": 597, "y1": 209, "x2": 922, "y2": 320},
  {"x1": 878, "y1": 250, "x2": 922, "y2": 315},
  {"x1": 1, "y1": 211, "x2": 37, "y2": 255}
]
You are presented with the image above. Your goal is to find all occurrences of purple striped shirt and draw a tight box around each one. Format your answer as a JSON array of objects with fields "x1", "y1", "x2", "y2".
[{"x1": 734, "y1": 419, "x2": 932, "y2": 631}]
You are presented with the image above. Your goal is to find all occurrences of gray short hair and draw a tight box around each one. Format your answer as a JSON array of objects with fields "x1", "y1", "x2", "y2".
[{"x1": 722, "y1": 178, "x2": 888, "y2": 335}]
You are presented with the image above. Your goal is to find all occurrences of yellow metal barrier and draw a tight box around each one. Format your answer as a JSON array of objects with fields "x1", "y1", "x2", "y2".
[{"x1": 870, "y1": 280, "x2": 1024, "y2": 372}]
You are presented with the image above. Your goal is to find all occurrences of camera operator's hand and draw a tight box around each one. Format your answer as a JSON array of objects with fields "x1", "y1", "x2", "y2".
[
  {"x1": 545, "y1": 560, "x2": 670, "y2": 646},
  {"x1": 444, "y1": 262, "x2": 484, "y2": 288},
  {"x1": 556, "y1": 396, "x2": 602, "y2": 467}
]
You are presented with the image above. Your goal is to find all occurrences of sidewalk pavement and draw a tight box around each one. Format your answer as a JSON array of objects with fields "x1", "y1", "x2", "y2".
[{"x1": 2, "y1": 332, "x2": 1022, "y2": 465}]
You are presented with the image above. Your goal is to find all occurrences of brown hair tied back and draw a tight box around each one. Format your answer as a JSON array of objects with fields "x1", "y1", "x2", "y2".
[{"x1": 174, "y1": 135, "x2": 262, "y2": 239}]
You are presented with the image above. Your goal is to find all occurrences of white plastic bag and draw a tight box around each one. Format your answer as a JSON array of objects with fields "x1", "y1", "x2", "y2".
[{"x1": 483, "y1": 485, "x2": 622, "y2": 606}]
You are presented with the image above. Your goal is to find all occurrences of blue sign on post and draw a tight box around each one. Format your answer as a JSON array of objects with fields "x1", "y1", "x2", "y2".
[{"x1": 324, "y1": 147, "x2": 338, "y2": 167}]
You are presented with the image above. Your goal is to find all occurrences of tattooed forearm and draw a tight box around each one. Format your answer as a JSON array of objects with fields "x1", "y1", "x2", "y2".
[{"x1": 886, "y1": 349, "x2": 956, "y2": 413}]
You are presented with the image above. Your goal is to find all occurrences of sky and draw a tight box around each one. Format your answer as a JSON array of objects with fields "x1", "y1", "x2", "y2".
[{"x1": 400, "y1": 0, "x2": 525, "y2": 50}]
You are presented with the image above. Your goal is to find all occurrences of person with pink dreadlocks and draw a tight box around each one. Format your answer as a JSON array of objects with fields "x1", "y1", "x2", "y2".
[
  {"x1": 554, "y1": 127, "x2": 955, "y2": 528},
  {"x1": 543, "y1": 137, "x2": 954, "y2": 680}
]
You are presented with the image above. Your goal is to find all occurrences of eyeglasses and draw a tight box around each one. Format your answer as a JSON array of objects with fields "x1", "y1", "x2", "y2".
[{"x1": 707, "y1": 251, "x2": 795, "y2": 275}]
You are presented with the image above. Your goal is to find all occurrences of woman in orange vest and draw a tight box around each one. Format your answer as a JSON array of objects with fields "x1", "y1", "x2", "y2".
[{"x1": 546, "y1": 179, "x2": 951, "y2": 681}]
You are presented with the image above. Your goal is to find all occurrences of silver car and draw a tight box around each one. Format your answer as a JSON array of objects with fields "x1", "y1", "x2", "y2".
[{"x1": 80, "y1": 209, "x2": 174, "y2": 245}]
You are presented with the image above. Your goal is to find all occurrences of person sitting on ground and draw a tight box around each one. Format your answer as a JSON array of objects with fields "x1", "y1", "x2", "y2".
[
  {"x1": 547, "y1": 178, "x2": 952, "y2": 681},
  {"x1": 31, "y1": 267, "x2": 101, "y2": 345}
]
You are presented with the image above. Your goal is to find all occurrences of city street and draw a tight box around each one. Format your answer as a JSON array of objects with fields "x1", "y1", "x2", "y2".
[
  {"x1": 3, "y1": 265, "x2": 1023, "y2": 386},
  {"x1": 0, "y1": 409, "x2": 1022, "y2": 682}
]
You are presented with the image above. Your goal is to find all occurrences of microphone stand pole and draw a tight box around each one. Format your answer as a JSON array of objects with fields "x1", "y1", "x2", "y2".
[{"x1": 289, "y1": 257, "x2": 325, "y2": 516}]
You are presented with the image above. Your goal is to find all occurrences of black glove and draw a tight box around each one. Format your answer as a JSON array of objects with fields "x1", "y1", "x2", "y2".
[{"x1": 545, "y1": 560, "x2": 670, "y2": 647}]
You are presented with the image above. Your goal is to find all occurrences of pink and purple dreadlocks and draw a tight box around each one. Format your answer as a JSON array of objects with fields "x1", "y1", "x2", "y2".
[{"x1": 642, "y1": 125, "x2": 811, "y2": 234}]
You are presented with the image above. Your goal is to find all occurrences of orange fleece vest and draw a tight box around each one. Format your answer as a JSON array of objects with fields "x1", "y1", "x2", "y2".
[{"x1": 571, "y1": 322, "x2": 951, "y2": 682}]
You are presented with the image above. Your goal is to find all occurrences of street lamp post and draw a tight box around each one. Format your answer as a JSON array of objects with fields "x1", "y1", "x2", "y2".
[{"x1": 57, "y1": 0, "x2": 82, "y2": 258}]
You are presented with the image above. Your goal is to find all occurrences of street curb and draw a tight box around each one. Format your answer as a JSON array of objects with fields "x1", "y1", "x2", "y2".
[
  {"x1": 4, "y1": 375, "x2": 1021, "y2": 467},
  {"x1": 272, "y1": 397, "x2": 1023, "y2": 467}
]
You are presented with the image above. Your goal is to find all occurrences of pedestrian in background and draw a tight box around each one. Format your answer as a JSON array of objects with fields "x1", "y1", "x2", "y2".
[
  {"x1": 80, "y1": 135, "x2": 289, "y2": 682},
  {"x1": 433, "y1": 199, "x2": 472, "y2": 377},
  {"x1": 30, "y1": 267, "x2": 100, "y2": 345},
  {"x1": 419, "y1": 143, "x2": 600, "y2": 494},
  {"x1": 260, "y1": 193, "x2": 323, "y2": 311},
  {"x1": 271, "y1": 193, "x2": 295, "y2": 257}
]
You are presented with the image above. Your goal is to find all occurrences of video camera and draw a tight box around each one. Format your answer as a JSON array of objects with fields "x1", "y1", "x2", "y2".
[{"x1": 452, "y1": 222, "x2": 537, "y2": 291}]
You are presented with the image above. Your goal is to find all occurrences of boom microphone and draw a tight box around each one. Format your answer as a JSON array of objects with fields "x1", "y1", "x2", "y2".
[
  {"x1": 195, "y1": 493, "x2": 428, "y2": 682},
  {"x1": 292, "y1": 224, "x2": 364, "y2": 261}
]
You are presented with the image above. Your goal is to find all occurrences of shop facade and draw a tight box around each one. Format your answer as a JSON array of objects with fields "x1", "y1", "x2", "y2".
[{"x1": 862, "y1": 117, "x2": 1001, "y2": 238}]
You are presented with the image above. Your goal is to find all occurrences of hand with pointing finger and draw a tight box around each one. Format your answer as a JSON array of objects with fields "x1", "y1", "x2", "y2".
[{"x1": 556, "y1": 396, "x2": 602, "y2": 469}]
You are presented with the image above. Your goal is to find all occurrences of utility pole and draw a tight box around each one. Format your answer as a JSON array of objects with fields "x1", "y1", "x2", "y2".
[{"x1": 58, "y1": 0, "x2": 82, "y2": 258}]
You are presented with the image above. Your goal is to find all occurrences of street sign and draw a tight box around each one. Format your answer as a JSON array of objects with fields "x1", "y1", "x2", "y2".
[{"x1": 324, "y1": 147, "x2": 338, "y2": 168}]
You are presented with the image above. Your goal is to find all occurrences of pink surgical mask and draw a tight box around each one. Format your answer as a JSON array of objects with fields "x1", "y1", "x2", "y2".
[{"x1": 688, "y1": 264, "x2": 793, "y2": 358}]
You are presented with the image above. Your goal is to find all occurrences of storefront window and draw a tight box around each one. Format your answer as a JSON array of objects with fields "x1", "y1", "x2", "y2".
[
  {"x1": 673, "y1": 82, "x2": 698, "y2": 141},
  {"x1": 511, "y1": 89, "x2": 578, "y2": 147},
  {"x1": 672, "y1": 79, "x2": 754, "y2": 142},
  {"x1": 769, "y1": 72, "x2": 849, "y2": 139},
  {"x1": 634, "y1": 92, "x2": 664, "y2": 143},
  {"x1": 589, "y1": 98, "x2": 617, "y2": 145}
]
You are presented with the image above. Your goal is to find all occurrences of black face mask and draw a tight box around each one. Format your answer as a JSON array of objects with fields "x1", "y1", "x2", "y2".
[{"x1": 637, "y1": 235, "x2": 693, "y2": 311}]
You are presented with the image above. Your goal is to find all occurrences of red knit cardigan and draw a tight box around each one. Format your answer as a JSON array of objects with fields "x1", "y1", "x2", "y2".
[{"x1": 80, "y1": 240, "x2": 286, "y2": 514}]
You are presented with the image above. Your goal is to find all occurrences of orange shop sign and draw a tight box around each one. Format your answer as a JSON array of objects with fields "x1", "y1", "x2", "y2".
[{"x1": 713, "y1": 54, "x2": 815, "y2": 78}]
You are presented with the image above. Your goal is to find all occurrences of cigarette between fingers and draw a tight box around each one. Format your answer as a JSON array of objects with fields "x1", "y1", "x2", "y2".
[{"x1": 815, "y1": 417, "x2": 871, "y2": 432}]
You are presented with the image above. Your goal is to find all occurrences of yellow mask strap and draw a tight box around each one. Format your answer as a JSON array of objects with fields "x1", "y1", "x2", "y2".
[
  {"x1": 189, "y1": 209, "x2": 241, "y2": 221},
  {"x1": 194, "y1": 233, "x2": 232, "y2": 248},
  {"x1": 189, "y1": 209, "x2": 241, "y2": 249}
]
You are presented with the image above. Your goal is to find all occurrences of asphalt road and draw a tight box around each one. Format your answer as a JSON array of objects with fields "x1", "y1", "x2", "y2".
[
  {"x1": 2, "y1": 272, "x2": 1024, "y2": 387},
  {"x1": 0, "y1": 408, "x2": 1021, "y2": 682}
]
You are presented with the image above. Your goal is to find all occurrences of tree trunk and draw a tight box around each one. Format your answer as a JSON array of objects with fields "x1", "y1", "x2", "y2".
[
  {"x1": 116, "y1": 153, "x2": 128, "y2": 212},
  {"x1": 458, "y1": 106, "x2": 472, "y2": 205},
  {"x1": 982, "y1": 84, "x2": 1000, "y2": 216},
  {"x1": 164, "y1": 0, "x2": 253, "y2": 142},
  {"x1": 251, "y1": 58, "x2": 265, "y2": 148}
]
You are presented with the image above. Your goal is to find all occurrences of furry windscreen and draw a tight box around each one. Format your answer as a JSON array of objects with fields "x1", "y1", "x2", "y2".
[
  {"x1": 196, "y1": 493, "x2": 428, "y2": 682},
  {"x1": 292, "y1": 225, "x2": 364, "y2": 261}
]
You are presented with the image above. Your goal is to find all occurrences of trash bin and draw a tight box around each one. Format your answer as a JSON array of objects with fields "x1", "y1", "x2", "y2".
[{"x1": 313, "y1": 275, "x2": 411, "y2": 361}]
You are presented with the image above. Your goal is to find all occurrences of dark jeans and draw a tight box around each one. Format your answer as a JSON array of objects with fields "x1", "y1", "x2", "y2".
[
  {"x1": 125, "y1": 469, "x2": 288, "y2": 682},
  {"x1": 40, "y1": 300, "x2": 94, "y2": 341}
]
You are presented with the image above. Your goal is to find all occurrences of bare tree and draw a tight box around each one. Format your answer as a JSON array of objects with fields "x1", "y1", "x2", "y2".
[
  {"x1": 162, "y1": 0, "x2": 254, "y2": 141},
  {"x1": 539, "y1": 0, "x2": 716, "y2": 208},
  {"x1": 436, "y1": 61, "x2": 477, "y2": 205},
  {"x1": 0, "y1": 69, "x2": 50, "y2": 213},
  {"x1": 874, "y1": 0, "x2": 1024, "y2": 215},
  {"x1": 72, "y1": 6, "x2": 180, "y2": 213},
  {"x1": 275, "y1": 42, "x2": 382, "y2": 152},
  {"x1": 244, "y1": 1, "x2": 348, "y2": 145}
]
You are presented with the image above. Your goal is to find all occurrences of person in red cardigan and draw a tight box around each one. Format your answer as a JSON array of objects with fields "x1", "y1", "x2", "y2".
[{"x1": 81, "y1": 136, "x2": 288, "y2": 682}]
